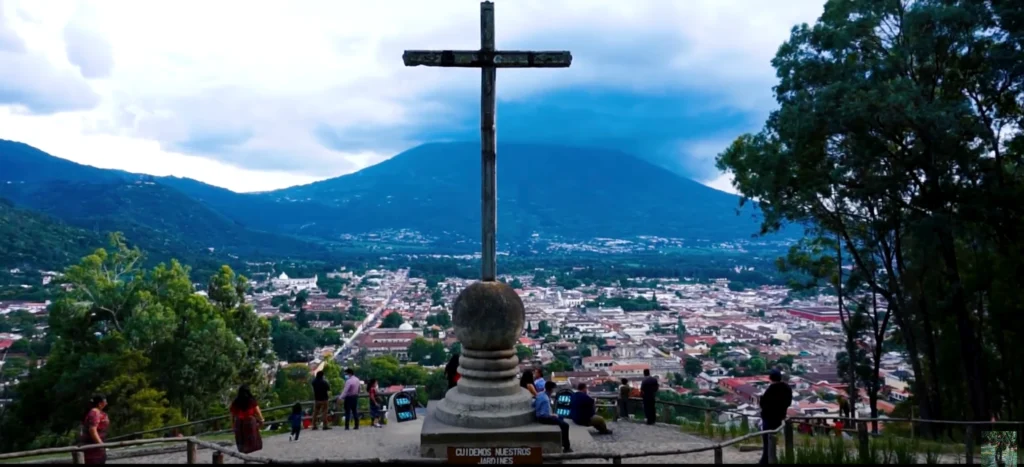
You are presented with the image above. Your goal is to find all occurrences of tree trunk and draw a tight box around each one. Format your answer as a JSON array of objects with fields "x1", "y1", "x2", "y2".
[
  {"x1": 936, "y1": 228, "x2": 990, "y2": 422},
  {"x1": 891, "y1": 307, "x2": 935, "y2": 438}
]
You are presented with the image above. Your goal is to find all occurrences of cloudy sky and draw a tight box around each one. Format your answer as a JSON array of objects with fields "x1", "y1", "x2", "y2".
[{"x1": 0, "y1": 0, "x2": 824, "y2": 193}]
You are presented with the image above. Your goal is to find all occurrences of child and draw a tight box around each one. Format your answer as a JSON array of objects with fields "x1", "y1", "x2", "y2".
[
  {"x1": 367, "y1": 379, "x2": 382, "y2": 428},
  {"x1": 288, "y1": 403, "x2": 303, "y2": 441}
]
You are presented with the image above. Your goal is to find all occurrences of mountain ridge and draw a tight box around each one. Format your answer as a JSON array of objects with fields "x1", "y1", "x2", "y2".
[{"x1": 0, "y1": 139, "x2": 785, "y2": 259}]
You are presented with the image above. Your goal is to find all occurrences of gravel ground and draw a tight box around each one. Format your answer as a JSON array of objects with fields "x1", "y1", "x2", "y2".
[
  {"x1": 111, "y1": 418, "x2": 762, "y2": 464},
  {"x1": 560, "y1": 419, "x2": 763, "y2": 464},
  {"x1": 107, "y1": 417, "x2": 974, "y2": 464}
]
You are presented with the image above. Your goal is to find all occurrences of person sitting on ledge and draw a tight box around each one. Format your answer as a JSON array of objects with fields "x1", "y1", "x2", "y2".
[
  {"x1": 535, "y1": 381, "x2": 572, "y2": 453},
  {"x1": 570, "y1": 383, "x2": 612, "y2": 435}
]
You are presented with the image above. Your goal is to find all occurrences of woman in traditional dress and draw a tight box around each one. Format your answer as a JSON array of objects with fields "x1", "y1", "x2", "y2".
[
  {"x1": 444, "y1": 352, "x2": 461, "y2": 390},
  {"x1": 80, "y1": 394, "x2": 109, "y2": 464},
  {"x1": 230, "y1": 385, "x2": 265, "y2": 456}
]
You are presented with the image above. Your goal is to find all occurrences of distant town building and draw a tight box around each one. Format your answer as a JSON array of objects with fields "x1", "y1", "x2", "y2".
[
  {"x1": 271, "y1": 272, "x2": 318, "y2": 292},
  {"x1": 785, "y1": 307, "x2": 841, "y2": 323}
]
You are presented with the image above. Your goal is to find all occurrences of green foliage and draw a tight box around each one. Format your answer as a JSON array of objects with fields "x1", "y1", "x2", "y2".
[
  {"x1": 380, "y1": 311, "x2": 404, "y2": 329},
  {"x1": 0, "y1": 235, "x2": 273, "y2": 451},
  {"x1": 407, "y1": 337, "x2": 447, "y2": 365},
  {"x1": 515, "y1": 344, "x2": 533, "y2": 362},
  {"x1": 716, "y1": 0, "x2": 1024, "y2": 424},
  {"x1": 684, "y1": 357, "x2": 703, "y2": 378},
  {"x1": 0, "y1": 199, "x2": 102, "y2": 272},
  {"x1": 425, "y1": 310, "x2": 451, "y2": 328},
  {"x1": 536, "y1": 320, "x2": 552, "y2": 336}
]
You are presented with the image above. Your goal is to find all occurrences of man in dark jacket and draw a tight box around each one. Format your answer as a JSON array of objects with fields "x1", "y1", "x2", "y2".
[
  {"x1": 640, "y1": 369, "x2": 659, "y2": 425},
  {"x1": 758, "y1": 369, "x2": 793, "y2": 464},
  {"x1": 569, "y1": 383, "x2": 612, "y2": 434},
  {"x1": 311, "y1": 371, "x2": 332, "y2": 430}
]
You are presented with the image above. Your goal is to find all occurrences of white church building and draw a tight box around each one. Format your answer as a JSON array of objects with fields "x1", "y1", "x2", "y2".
[{"x1": 271, "y1": 272, "x2": 318, "y2": 292}]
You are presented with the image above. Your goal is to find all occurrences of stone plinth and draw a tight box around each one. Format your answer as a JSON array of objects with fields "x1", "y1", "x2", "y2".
[
  {"x1": 421, "y1": 280, "x2": 557, "y2": 456},
  {"x1": 419, "y1": 404, "x2": 563, "y2": 458},
  {"x1": 433, "y1": 280, "x2": 534, "y2": 429}
]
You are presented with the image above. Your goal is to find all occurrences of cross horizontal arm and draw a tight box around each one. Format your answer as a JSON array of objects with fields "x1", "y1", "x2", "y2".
[{"x1": 403, "y1": 50, "x2": 572, "y2": 68}]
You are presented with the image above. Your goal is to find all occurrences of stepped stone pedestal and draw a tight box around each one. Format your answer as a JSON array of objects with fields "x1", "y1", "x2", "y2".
[{"x1": 419, "y1": 281, "x2": 562, "y2": 458}]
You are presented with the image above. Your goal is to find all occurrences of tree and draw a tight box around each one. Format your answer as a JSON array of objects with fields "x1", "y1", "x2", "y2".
[
  {"x1": 684, "y1": 358, "x2": 703, "y2": 378},
  {"x1": 747, "y1": 357, "x2": 767, "y2": 374},
  {"x1": 675, "y1": 317, "x2": 687, "y2": 343},
  {"x1": 381, "y1": 311, "x2": 404, "y2": 329},
  {"x1": 0, "y1": 234, "x2": 272, "y2": 451},
  {"x1": 579, "y1": 346, "x2": 592, "y2": 358},
  {"x1": 537, "y1": 320, "x2": 552, "y2": 336},
  {"x1": 516, "y1": 344, "x2": 533, "y2": 363},
  {"x1": 407, "y1": 338, "x2": 433, "y2": 363},
  {"x1": 426, "y1": 310, "x2": 451, "y2": 328},
  {"x1": 510, "y1": 278, "x2": 523, "y2": 289},
  {"x1": 716, "y1": 0, "x2": 1024, "y2": 427}
]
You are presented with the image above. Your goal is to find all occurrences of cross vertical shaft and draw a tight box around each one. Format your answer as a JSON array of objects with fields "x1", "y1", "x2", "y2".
[
  {"x1": 479, "y1": 2, "x2": 497, "y2": 281},
  {"x1": 402, "y1": 0, "x2": 570, "y2": 284}
]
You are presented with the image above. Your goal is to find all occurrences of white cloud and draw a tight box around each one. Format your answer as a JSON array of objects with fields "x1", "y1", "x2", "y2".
[{"x1": 0, "y1": 0, "x2": 824, "y2": 192}]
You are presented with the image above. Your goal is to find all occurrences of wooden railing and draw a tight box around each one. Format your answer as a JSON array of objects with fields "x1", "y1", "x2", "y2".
[
  {"x1": 3, "y1": 393, "x2": 1021, "y2": 464},
  {"x1": 105, "y1": 393, "x2": 396, "y2": 442},
  {"x1": 598, "y1": 395, "x2": 1024, "y2": 465},
  {"x1": 0, "y1": 425, "x2": 789, "y2": 465}
]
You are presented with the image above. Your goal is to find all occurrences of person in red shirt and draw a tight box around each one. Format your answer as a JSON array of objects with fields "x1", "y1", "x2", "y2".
[
  {"x1": 80, "y1": 395, "x2": 109, "y2": 464},
  {"x1": 368, "y1": 379, "x2": 383, "y2": 428},
  {"x1": 230, "y1": 385, "x2": 265, "y2": 454}
]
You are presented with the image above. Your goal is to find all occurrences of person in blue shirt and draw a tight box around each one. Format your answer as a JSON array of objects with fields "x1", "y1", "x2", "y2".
[
  {"x1": 533, "y1": 368, "x2": 546, "y2": 394},
  {"x1": 288, "y1": 403, "x2": 303, "y2": 441},
  {"x1": 569, "y1": 383, "x2": 612, "y2": 434},
  {"x1": 534, "y1": 381, "x2": 572, "y2": 453}
]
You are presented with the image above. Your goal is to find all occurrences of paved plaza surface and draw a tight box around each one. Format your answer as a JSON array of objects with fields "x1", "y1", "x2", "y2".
[{"x1": 110, "y1": 418, "x2": 764, "y2": 464}]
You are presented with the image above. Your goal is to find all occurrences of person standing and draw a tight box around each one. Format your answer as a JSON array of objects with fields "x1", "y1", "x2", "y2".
[
  {"x1": 617, "y1": 378, "x2": 631, "y2": 421},
  {"x1": 340, "y1": 368, "x2": 361, "y2": 430},
  {"x1": 569, "y1": 383, "x2": 612, "y2": 434},
  {"x1": 444, "y1": 353, "x2": 461, "y2": 390},
  {"x1": 534, "y1": 381, "x2": 572, "y2": 453},
  {"x1": 640, "y1": 369, "x2": 659, "y2": 425},
  {"x1": 80, "y1": 394, "x2": 109, "y2": 464},
  {"x1": 311, "y1": 371, "x2": 331, "y2": 430},
  {"x1": 230, "y1": 385, "x2": 264, "y2": 455},
  {"x1": 367, "y1": 378, "x2": 383, "y2": 428},
  {"x1": 758, "y1": 369, "x2": 793, "y2": 464}
]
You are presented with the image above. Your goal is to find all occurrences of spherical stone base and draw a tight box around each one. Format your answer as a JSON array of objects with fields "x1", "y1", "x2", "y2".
[{"x1": 452, "y1": 280, "x2": 525, "y2": 351}]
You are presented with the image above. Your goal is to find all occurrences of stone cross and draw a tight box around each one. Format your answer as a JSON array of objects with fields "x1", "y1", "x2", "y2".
[{"x1": 403, "y1": 1, "x2": 572, "y2": 281}]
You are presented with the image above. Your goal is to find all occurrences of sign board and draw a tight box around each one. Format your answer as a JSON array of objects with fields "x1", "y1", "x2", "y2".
[
  {"x1": 447, "y1": 447, "x2": 542, "y2": 464},
  {"x1": 554, "y1": 389, "x2": 573, "y2": 418},
  {"x1": 392, "y1": 391, "x2": 417, "y2": 423}
]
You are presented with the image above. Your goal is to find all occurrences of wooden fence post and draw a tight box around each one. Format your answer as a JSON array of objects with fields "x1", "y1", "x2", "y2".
[
  {"x1": 742, "y1": 415, "x2": 750, "y2": 433},
  {"x1": 612, "y1": 456, "x2": 622, "y2": 464},
  {"x1": 714, "y1": 446, "x2": 723, "y2": 464},
  {"x1": 212, "y1": 451, "x2": 225, "y2": 464},
  {"x1": 965, "y1": 425, "x2": 974, "y2": 466},
  {"x1": 186, "y1": 439, "x2": 197, "y2": 464},
  {"x1": 662, "y1": 403, "x2": 672, "y2": 424},
  {"x1": 71, "y1": 451, "x2": 84, "y2": 464},
  {"x1": 768, "y1": 433, "x2": 778, "y2": 464},
  {"x1": 858, "y1": 421, "x2": 869, "y2": 459},
  {"x1": 785, "y1": 420, "x2": 795, "y2": 461}
]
